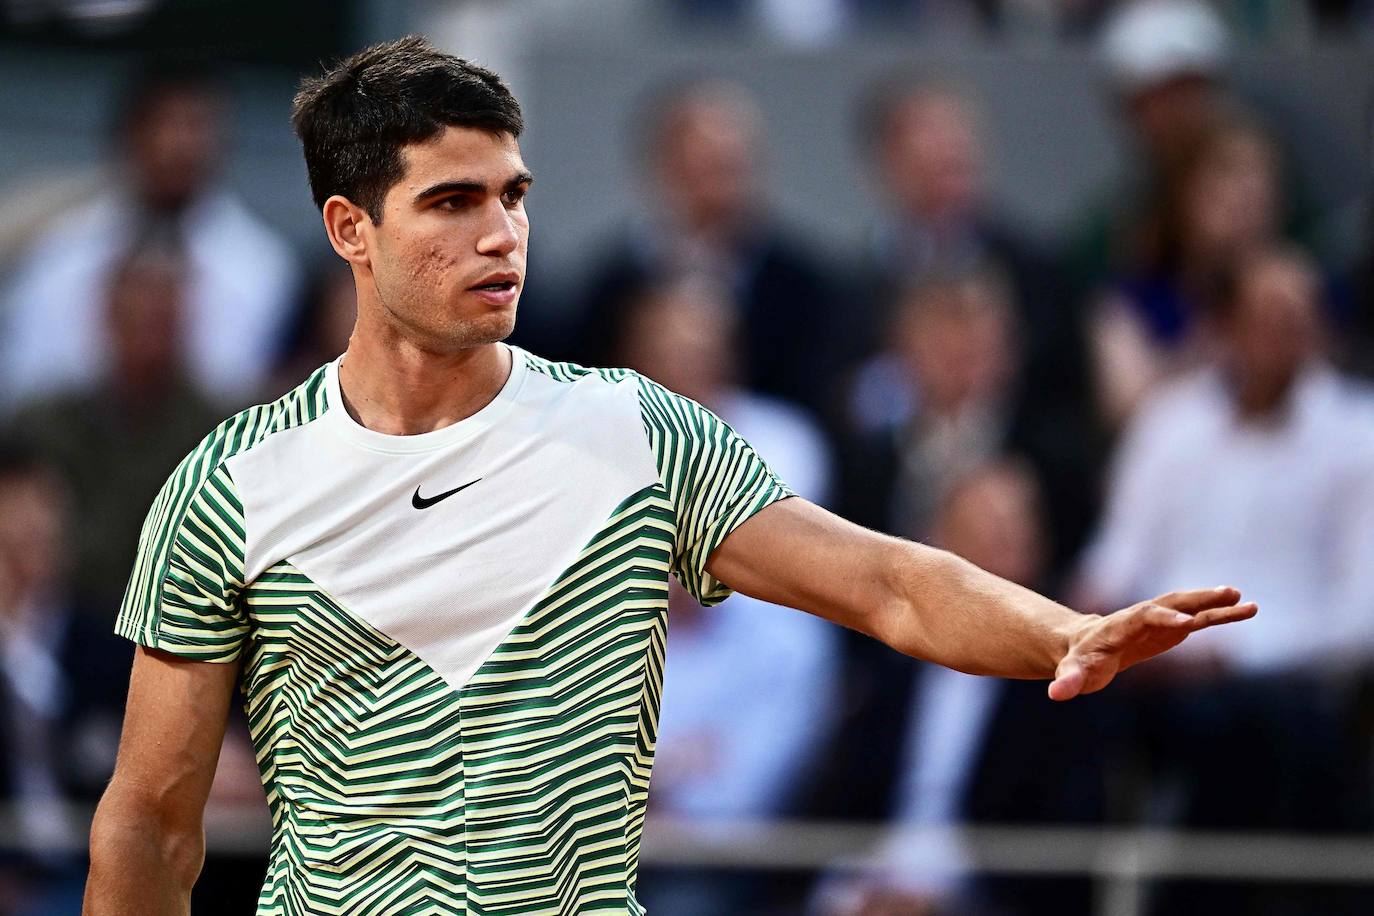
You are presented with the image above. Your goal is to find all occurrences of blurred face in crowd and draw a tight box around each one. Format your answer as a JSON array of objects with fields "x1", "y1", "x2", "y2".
[
  {"x1": 125, "y1": 86, "x2": 227, "y2": 212},
  {"x1": 935, "y1": 461, "x2": 1046, "y2": 588},
  {"x1": 618, "y1": 279, "x2": 737, "y2": 406},
  {"x1": 878, "y1": 89, "x2": 984, "y2": 227},
  {"x1": 106, "y1": 252, "x2": 186, "y2": 391},
  {"x1": 0, "y1": 468, "x2": 67, "y2": 610},
  {"x1": 894, "y1": 273, "x2": 1017, "y2": 415},
  {"x1": 349, "y1": 126, "x2": 530, "y2": 353},
  {"x1": 651, "y1": 86, "x2": 761, "y2": 237},
  {"x1": 1182, "y1": 124, "x2": 1279, "y2": 262},
  {"x1": 1123, "y1": 73, "x2": 1220, "y2": 172},
  {"x1": 1218, "y1": 249, "x2": 1322, "y2": 415}
]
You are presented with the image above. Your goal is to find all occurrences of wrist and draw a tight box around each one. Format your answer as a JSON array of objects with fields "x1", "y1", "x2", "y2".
[{"x1": 1049, "y1": 608, "x2": 1097, "y2": 675}]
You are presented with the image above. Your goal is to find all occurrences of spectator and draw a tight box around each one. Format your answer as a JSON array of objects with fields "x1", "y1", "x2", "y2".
[
  {"x1": 850, "y1": 77, "x2": 1089, "y2": 433},
  {"x1": 10, "y1": 245, "x2": 222, "y2": 613},
  {"x1": 1079, "y1": 243, "x2": 1374, "y2": 914},
  {"x1": 821, "y1": 460, "x2": 1108, "y2": 916},
  {"x1": 572, "y1": 79, "x2": 841, "y2": 417},
  {"x1": 841, "y1": 264, "x2": 1101, "y2": 575},
  {"x1": 1089, "y1": 117, "x2": 1287, "y2": 427},
  {"x1": 0, "y1": 442, "x2": 128, "y2": 916},
  {"x1": 1066, "y1": 0, "x2": 1233, "y2": 296},
  {"x1": 618, "y1": 276, "x2": 840, "y2": 915},
  {"x1": 0, "y1": 61, "x2": 300, "y2": 412}
]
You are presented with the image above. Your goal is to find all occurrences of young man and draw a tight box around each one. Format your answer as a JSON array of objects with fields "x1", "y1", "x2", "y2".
[{"x1": 83, "y1": 36, "x2": 1255, "y2": 916}]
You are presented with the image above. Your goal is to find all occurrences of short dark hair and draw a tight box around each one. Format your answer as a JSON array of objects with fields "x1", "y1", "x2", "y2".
[{"x1": 291, "y1": 35, "x2": 524, "y2": 223}]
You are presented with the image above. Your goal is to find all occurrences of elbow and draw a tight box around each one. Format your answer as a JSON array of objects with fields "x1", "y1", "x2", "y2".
[
  {"x1": 866, "y1": 538, "x2": 953, "y2": 658},
  {"x1": 89, "y1": 780, "x2": 205, "y2": 893}
]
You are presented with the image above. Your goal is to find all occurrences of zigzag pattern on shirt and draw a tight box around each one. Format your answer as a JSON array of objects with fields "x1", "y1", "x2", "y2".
[
  {"x1": 118, "y1": 352, "x2": 792, "y2": 915},
  {"x1": 116, "y1": 365, "x2": 330, "y2": 659},
  {"x1": 242, "y1": 563, "x2": 468, "y2": 915},
  {"x1": 522, "y1": 352, "x2": 794, "y2": 606},
  {"x1": 240, "y1": 484, "x2": 673, "y2": 915},
  {"x1": 459, "y1": 486, "x2": 674, "y2": 915}
]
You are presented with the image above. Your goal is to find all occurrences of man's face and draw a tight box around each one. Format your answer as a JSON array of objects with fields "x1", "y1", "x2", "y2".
[
  {"x1": 655, "y1": 96, "x2": 758, "y2": 235},
  {"x1": 880, "y1": 93, "x2": 983, "y2": 226},
  {"x1": 1224, "y1": 255, "x2": 1319, "y2": 406},
  {"x1": 127, "y1": 88, "x2": 226, "y2": 211},
  {"x1": 0, "y1": 471, "x2": 66, "y2": 605},
  {"x1": 364, "y1": 126, "x2": 531, "y2": 353}
]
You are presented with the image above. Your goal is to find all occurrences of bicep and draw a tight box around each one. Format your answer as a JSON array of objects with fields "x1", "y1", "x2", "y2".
[
  {"x1": 703, "y1": 497, "x2": 898, "y2": 635},
  {"x1": 107, "y1": 645, "x2": 239, "y2": 828}
]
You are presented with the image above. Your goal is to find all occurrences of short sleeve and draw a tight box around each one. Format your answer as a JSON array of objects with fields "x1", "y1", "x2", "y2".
[
  {"x1": 637, "y1": 377, "x2": 795, "y2": 605},
  {"x1": 115, "y1": 462, "x2": 249, "y2": 662}
]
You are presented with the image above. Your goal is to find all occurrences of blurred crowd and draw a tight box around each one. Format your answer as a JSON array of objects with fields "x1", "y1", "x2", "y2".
[{"x1": 2, "y1": 1, "x2": 1374, "y2": 914}]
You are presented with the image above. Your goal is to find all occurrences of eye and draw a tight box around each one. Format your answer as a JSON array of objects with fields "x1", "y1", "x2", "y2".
[{"x1": 502, "y1": 187, "x2": 528, "y2": 207}]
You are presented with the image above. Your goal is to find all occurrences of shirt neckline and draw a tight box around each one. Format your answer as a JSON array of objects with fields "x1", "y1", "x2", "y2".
[{"x1": 324, "y1": 344, "x2": 528, "y2": 454}]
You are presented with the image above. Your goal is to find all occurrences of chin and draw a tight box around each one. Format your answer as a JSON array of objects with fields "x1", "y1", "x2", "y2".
[{"x1": 460, "y1": 311, "x2": 518, "y2": 348}]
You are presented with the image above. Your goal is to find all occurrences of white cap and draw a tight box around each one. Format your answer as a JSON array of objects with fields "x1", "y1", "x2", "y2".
[{"x1": 1101, "y1": 0, "x2": 1230, "y2": 93}]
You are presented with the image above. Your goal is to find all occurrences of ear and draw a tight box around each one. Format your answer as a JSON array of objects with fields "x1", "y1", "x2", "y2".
[{"x1": 322, "y1": 195, "x2": 373, "y2": 268}]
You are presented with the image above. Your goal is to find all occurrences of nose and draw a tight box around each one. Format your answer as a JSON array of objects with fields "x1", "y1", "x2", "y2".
[{"x1": 476, "y1": 199, "x2": 520, "y2": 258}]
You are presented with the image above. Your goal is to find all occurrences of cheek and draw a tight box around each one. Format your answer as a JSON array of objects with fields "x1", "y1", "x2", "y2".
[{"x1": 407, "y1": 242, "x2": 462, "y2": 286}]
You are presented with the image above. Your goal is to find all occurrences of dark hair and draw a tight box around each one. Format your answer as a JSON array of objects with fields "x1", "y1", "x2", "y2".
[{"x1": 291, "y1": 35, "x2": 524, "y2": 223}]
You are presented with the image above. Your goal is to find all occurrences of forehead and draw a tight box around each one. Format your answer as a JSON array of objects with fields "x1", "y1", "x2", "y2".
[{"x1": 397, "y1": 125, "x2": 526, "y2": 188}]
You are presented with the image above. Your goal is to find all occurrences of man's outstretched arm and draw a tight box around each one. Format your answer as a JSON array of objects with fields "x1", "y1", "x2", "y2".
[
  {"x1": 704, "y1": 498, "x2": 1256, "y2": 700},
  {"x1": 84, "y1": 646, "x2": 239, "y2": 915}
]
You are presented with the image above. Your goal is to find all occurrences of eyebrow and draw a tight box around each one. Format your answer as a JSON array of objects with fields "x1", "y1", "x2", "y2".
[{"x1": 412, "y1": 170, "x2": 534, "y2": 204}]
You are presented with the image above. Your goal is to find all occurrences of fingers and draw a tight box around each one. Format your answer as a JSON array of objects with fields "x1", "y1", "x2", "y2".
[
  {"x1": 1151, "y1": 586, "x2": 1242, "y2": 614},
  {"x1": 1139, "y1": 603, "x2": 1195, "y2": 628},
  {"x1": 1184, "y1": 601, "x2": 1258, "y2": 630}
]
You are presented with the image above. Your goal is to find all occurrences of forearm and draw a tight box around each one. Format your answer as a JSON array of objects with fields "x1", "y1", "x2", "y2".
[
  {"x1": 84, "y1": 785, "x2": 204, "y2": 916},
  {"x1": 873, "y1": 540, "x2": 1091, "y2": 679}
]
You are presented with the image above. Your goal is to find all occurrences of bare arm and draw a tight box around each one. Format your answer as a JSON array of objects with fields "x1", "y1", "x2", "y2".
[
  {"x1": 705, "y1": 499, "x2": 1256, "y2": 700},
  {"x1": 84, "y1": 646, "x2": 239, "y2": 915}
]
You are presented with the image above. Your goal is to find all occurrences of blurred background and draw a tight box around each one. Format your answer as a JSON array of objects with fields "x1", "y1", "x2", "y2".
[{"x1": 2, "y1": 1, "x2": 1374, "y2": 914}]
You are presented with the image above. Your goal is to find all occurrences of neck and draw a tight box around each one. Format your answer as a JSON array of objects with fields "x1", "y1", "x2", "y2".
[
  {"x1": 338, "y1": 317, "x2": 513, "y2": 436},
  {"x1": 1226, "y1": 366, "x2": 1303, "y2": 422}
]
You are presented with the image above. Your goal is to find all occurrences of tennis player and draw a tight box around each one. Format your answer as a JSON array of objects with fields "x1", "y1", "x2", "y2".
[{"x1": 83, "y1": 36, "x2": 1255, "y2": 915}]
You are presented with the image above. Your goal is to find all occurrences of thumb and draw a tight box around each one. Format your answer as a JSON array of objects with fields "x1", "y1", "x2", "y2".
[{"x1": 1049, "y1": 656, "x2": 1085, "y2": 702}]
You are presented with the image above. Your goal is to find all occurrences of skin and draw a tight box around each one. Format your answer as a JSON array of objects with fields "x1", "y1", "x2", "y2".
[
  {"x1": 879, "y1": 88, "x2": 985, "y2": 229},
  {"x1": 85, "y1": 124, "x2": 1255, "y2": 915}
]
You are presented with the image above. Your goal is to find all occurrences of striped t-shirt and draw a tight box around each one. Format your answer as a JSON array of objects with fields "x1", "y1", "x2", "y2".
[{"x1": 116, "y1": 345, "x2": 793, "y2": 915}]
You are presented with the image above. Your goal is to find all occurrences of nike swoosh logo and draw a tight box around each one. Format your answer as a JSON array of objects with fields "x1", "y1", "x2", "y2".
[{"x1": 412, "y1": 478, "x2": 482, "y2": 510}]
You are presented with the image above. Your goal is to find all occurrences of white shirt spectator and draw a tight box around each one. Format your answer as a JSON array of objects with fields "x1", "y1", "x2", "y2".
[
  {"x1": 1081, "y1": 363, "x2": 1374, "y2": 673},
  {"x1": 0, "y1": 188, "x2": 298, "y2": 411},
  {"x1": 652, "y1": 391, "x2": 840, "y2": 818}
]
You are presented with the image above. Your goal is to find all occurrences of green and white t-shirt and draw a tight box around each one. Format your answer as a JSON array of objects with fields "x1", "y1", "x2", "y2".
[{"x1": 116, "y1": 345, "x2": 793, "y2": 915}]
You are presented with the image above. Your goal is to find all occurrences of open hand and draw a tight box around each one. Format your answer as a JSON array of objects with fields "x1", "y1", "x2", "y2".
[{"x1": 1048, "y1": 587, "x2": 1257, "y2": 701}]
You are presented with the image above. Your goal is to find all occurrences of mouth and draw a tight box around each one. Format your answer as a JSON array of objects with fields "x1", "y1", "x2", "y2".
[
  {"x1": 468, "y1": 272, "x2": 520, "y2": 293},
  {"x1": 467, "y1": 272, "x2": 520, "y2": 306}
]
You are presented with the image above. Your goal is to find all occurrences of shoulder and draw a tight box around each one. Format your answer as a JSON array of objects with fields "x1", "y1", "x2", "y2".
[
  {"x1": 163, "y1": 364, "x2": 332, "y2": 499},
  {"x1": 518, "y1": 349, "x2": 638, "y2": 388}
]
